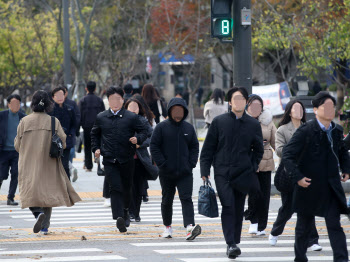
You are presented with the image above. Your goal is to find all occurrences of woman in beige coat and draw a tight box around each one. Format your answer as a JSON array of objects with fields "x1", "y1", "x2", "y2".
[
  {"x1": 14, "y1": 90, "x2": 81, "y2": 235},
  {"x1": 244, "y1": 95, "x2": 276, "y2": 236},
  {"x1": 203, "y1": 88, "x2": 228, "y2": 128}
]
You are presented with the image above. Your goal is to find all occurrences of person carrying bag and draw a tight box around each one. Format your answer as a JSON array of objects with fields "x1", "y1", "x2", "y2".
[{"x1": 198, "y1": 178, "x2": 219, "y2": 218}]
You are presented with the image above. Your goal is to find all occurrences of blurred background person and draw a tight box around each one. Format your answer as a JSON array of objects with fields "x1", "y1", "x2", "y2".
[
  {"x1": 142, "y1": 84, "x2": 167, "y2": 124},
  {"x1": 203, "y1": 88, "x2": 228, "y2": 129}
]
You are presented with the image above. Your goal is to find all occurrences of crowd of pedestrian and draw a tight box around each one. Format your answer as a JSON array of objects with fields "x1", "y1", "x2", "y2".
[{"x1": 1, "y1": 82, "x2": 349, "y2": 261}]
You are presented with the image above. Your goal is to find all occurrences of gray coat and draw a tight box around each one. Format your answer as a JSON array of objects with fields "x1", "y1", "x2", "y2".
[{"x1": 275, "y1": 121, "x2": 298, "y2": 158}]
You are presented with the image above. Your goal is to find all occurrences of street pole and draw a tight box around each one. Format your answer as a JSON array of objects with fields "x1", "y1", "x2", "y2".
[
  {"x1": 63, "y1": 0, "x2": 72, "y2": 98},
  {"x1": 232, "y1": 0, "x2": 252, "y2": 94}
]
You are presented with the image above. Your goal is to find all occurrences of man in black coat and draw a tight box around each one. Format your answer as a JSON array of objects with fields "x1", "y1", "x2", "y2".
[
  {"x1": 78, "y1": 81, "x2": 105, "y2": 171},
  {"x1": 0, "y1": 94, "x2": 26, "y2": 205},
  {"x1": 200, "y1": 87, "x2": 264, "y2": 259},
  {"x1": 283, "y1": 91, "x2": 350, "y2": 262},
  {"x1": 150, "y1": 97, "x2": 201, "y2": 241},
  {"x1": 91, "y1": 87, "x2": 148, "y2": 233}
]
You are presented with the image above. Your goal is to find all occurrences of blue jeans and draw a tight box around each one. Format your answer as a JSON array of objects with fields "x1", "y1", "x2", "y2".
[{"x1": 69, "y1": 147, "x2": 75, "y2": 163}]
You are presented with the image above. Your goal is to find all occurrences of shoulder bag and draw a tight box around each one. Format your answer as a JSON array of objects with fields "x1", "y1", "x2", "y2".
[{"x1": 49, "y1": 116, "x2": 64, "y2": 158}]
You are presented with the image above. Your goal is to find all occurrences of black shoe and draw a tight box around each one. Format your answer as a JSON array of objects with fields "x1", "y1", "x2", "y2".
[
  {"x1": 130, "y1": 213, "x2": 135, "y2": 222},
  {"x1": 124, "y1": 209, "x2": 130, "y2": 228},
  {"x1": 226, "y1": 244, "x2": 241, "y2": 259},
  {"x1": 7, "y1": 199, "x2": 18, "y2": 206},
  {"x1": 116, "y1": 217, "x2": 127, "y2": 233},
  {"x1": 33, "y1": 213, "x2": 46, "y2": 233},
  {"x1": 142, "y1": 195, "x2": 149, "y2": 203},
  {"x1": 135, "y1": 216, "x2": 141, "y2": 222}
]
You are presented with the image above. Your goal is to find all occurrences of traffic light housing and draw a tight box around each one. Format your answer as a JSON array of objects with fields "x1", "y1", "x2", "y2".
[{"x1": 211, "y1": 0, "x2": 233, "y2": 38}]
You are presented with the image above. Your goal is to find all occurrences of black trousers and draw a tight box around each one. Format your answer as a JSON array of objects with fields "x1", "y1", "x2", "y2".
[
  {"x1": 160, "y1": 174, "x2": 195, "y2": 228},
  {"x1": 104, "y1": 158, "x2": 134, "y2": 219},
  {"x1": 103, "y1": 176, "x2": 110, "y2": 199},
  {"x1": 0, "y1": 150, "x2": 19, "y2": 200},
  {"x1": 83, "y1": 126, "x2": 93, "y2": 170},
  {"x1": 271, "y1": 191, "x2": 319, "y2": 246},
  {"x1": 130, "y1": 159, "x2": 148, "y2": 217},
  {"x1": 294, "y1": 196, "x2": 348, "y2": 262},
  {"x1": 61, "y1": 148, "x2": 71, "y2": 180},
  {"x1": 246, "y1": 171, "x2": 271, "y2": 231},
  {"x1": 221, "y1": 188, "x2": 246, "y2": 245}
]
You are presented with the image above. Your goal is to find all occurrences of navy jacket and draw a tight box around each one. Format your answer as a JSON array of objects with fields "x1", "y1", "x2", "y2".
[
  {"x1": 150, "y1": 98, "x2": 199, "y2": 178},
  {"x1": 0, "y1": 110, "x2": 26, "y2": 152}
]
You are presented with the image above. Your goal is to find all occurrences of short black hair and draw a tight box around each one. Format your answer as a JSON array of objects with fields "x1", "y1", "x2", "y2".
[
  {"x1": 31, "y1": 90, "x2": 53, "y2": 113},
  {"x1": 312, "y1": 91, "x2": 336, "y2": 108},
  {"x1": 61, "y1": 85, "x2": 68, "y2": 91},
  {"x1": 106, "y1": 86, "x2": 124, "y2": 99},
  {"x1": 123, "y1": 84, "x2": 133, "y2": 94},
  {"x1": 7, "y1": 94, "x2": 21, "y2": 103},
  {"x1": 86, "y1": 81, "x2": 96, "y2": 93},
  {"x1": 227, "y1": 87, "x2": 249, "y2": 102},
  {"x1": 51, "y1": 86, "x2": 66, "y2": 97}
]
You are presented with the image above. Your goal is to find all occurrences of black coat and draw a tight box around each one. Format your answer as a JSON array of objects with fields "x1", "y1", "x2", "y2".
[
  {"x1": 64, "y1": 98, "x2": 81, "y2": 130},
  {"x1": 0, "y1": 110, "x2": 26, "y2": 152},
  {"x1": 136, "y1": 117, "x2": 159, "y2": 180},
  {"x1": 200, "y1": 111, "x2": 264, "y2": 206},
  {"x1": 48, "y1": 103, "x2": 76, "y2": 149},
  {"x1": 150, "y1": 98, "x2": 199, "y2": 178},
  {"x1": 148, "y1": 99, "x2": 167, "y2": 124},
  {"x1": 78, "y1": 93, "x2": 105, "y2": 129},
  {"x1": 283, "y1": 119, "x2": 350, "y2": 217},
  {"x1": 91, "y1": 108, "x2": 149, "y2": 164}
]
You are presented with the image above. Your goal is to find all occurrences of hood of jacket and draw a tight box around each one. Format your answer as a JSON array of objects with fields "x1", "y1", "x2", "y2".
[
  {"x1": 167, "y1": 97, "x2": 189, "y2": 123},
  {"x1": 259, "y1": 109, "x2": 273, "y2": 126}
]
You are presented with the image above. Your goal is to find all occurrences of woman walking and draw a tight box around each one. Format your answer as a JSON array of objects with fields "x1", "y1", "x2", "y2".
[
  {"x1": 244, "y1": 95, "x2": 276, "y2": 236},
  {"x1": 203, "y1": 88, "x2": 228, "y2": 128},
  {"x1": 269, "y1": 100, "x2": 322, "y2": 251},
  {"x1": 14, "y1": 90, "x2": 81, "y2": 235},
  {"x1": 141, "y1": 84, "x2": 167, "y2": 124},
  {"x1": 125, "y1": 98, "x2": 158, "y2": 222}
]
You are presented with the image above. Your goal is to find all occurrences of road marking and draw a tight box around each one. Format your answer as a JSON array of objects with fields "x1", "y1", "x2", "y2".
[
  {"x1": 179, "y1": 256, "x2": 344, "y2": 262},
  {"x1": 0, "y1": 248, "x2": 102, "y2": 255},
  {"x1": 0, "y1": 255, "x2": 126, "y2": 261}
]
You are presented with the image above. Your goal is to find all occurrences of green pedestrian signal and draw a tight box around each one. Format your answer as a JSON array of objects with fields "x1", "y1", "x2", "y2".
[{"x1": 211, "y1": 0, "x2": 233, "y2": 39}]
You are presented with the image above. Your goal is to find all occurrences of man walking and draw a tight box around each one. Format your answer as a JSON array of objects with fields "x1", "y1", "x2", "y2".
[
  {"x1": 200, "y1": 87, "x2": 264, "y2": 259},
  {"x1": 91, "y1": 87, "x2": 148, "y2": 233},
  {"x1": 283, "y1": 91, "x2": 350, "y2": 262},
  {"x1": 0, "y1": 94, "x2": 26, "y2": 205},
  {"x1": 150, "y1": 97, "x2": 201, "y2": 240},
  {"x1": 123, "y1": 83, "x2": 133, "y2": 103},
  {"x1": 79, "y1": 81, "x2": 105, "y2": 171}
]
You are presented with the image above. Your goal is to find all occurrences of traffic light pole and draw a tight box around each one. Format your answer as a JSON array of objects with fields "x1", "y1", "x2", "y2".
[
  {"x1": 232, "y1": 0, "x2": 252, "y2": 94},
  {"x1": 63, "y1": 0, "x2": 72, "y2": 98}
]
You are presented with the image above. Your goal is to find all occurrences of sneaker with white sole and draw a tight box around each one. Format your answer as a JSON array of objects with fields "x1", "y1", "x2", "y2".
[
  {"x1": 33, "y1": 213, "x2": 46, "y2": 233},
  {"x1": 162, "y1": 226, "x2": 173, "y2": 238},
  {"x1": 256, "y1": 230, "x2": 266, "y2": 236},
  {"x1": 185, "y1": 224, "x2": 201, "y2": 240},
  {"x1": 269, "y1": 234, "x2": 278, "y2": 246},
  {"x1": 310, "y1": 244, "x2": 322, "y2": 251},
  {"x1": 72, "y1": 167, "x2": 78, "y2": 182},
  {"x1": 103, "y1": 198, "x2": 111, "y2": 207},
  {"x1": 248, "y1": 223, "x2": 258, "y2": 234}
]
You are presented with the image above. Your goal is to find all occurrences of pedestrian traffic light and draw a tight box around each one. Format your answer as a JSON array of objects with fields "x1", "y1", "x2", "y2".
[{"x1": 211, "y1": 0, "x2": 233, "y2": 38}]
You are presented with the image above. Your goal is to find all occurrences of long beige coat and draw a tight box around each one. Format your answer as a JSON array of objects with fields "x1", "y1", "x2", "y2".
[
  {"x1": 258, "y1": 109, "x2": 277, "y2": 172},
  {"x1": 275, "y1": 121, "x2": 298, "y2": 158},
  {"x1": 14, "y1": 112, "x2": 82, "y2": 208}
]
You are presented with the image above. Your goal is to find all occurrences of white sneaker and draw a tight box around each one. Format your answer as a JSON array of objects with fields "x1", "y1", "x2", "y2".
[
  {"x1": 162, "y1": 226, "x2": 173, "y2": 238},
  {"x1": 269, "y1": 234, "x2": 278, "y2": 246},
  {"x1": 248, "y1": 223, "x2": 258, "y2": 234},
  {"x1": 310, "y1": 244, "x2": 322, "y2": 251},
  {"x1": 103, "y1": 198, "x2": 111, "y2": 207},
  {"x1": 256, "y1": 230, "x2": 266, "y2": 236},
  {"x1": 72, "y1": 167, "x2": 78, "y2": 182}
]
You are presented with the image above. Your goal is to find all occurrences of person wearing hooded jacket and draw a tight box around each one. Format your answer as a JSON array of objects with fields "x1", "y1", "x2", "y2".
[
  {"x1": 150, "y1": 97, "x2": 201, "y2": 240},
  {"x1": 243, "y1": 95, "x2": 276, "y2": 236}
]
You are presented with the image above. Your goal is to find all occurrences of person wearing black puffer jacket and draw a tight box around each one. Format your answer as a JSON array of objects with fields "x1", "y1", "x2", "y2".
[
  {"x1": 91, "y1": 87, "x2": 149, "y2": 233},
  {"x1": 150, "y1": 97, "x2": 201, "y2": 241}
]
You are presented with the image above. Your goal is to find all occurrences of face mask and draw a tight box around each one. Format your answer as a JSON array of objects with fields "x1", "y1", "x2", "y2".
[
  {"x1": 171, "y1": 106, "x2": 184, "y2": 122},
  {"x1": 248, "y1": 100, "x2": 262, "y2": 118},
  {"x1": 291, "y1": 103, "x2": 303, "y2": 120}
]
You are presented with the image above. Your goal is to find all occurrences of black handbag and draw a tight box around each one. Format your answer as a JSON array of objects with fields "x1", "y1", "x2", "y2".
[
  {"x1": 274, "y1": 161, "x2": 293, "y2": 193},
  {"x1": 49, "y1": 116, "x2": 64, "y2": 158},
  {"x1": 198, "y1": 178, "x2": 219, "y2": 218}
]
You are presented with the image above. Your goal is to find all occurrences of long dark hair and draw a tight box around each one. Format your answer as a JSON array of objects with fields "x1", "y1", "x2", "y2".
[
  {"x1": 132, "y1": 94, "x2": 155, "y2": 126},
  {"x1": 210, "y1": 88, "x2": 224, "y2": 105},
  {"x1": 141, "y1": 84, "x2": 159, "y2": 104},
  {"x1": 278, "y1": 100, "x2": 306, "y2": 127},
  {"x1": 124, "y1": 98, "x2": 146, "y2": 117}
]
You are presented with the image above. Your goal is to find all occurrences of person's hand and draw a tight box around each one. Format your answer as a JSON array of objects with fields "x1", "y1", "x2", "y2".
[
  {"x1": 95, "y1": 149, "x2": 101, "y2": 158},
  {"x1": 341, "y1": 173, "x2": 350, "y2": 182},
  {"x1": 297, "y1": 177, "x2": 311, "y2": 188},
  {"x1": 136, "y1": 144, "x2": 140, "y2": 149},
  {"x1": 202, "y1": 176, "x2": 210, "y2": 181},
  {"x1": 129, "y1": 137, "x2": 137, "y2": 144}
]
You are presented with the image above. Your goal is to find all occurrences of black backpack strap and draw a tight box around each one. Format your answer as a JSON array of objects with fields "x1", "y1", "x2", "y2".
[{"x1": 51, "y1": 116, "x2": 55, "y2": 136}]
